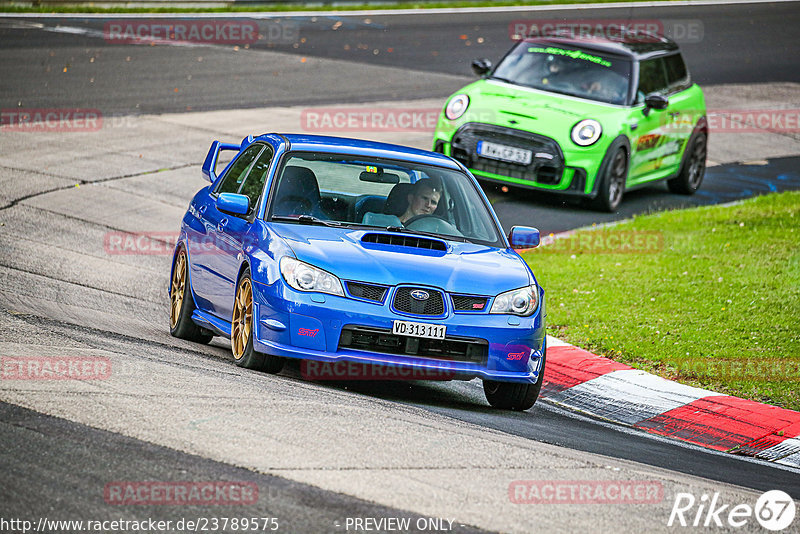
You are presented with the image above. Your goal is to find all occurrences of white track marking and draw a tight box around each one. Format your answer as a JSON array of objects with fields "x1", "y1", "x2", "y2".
[{"x1": 546, "y1": 368, "x2": 723, "y2": 425}]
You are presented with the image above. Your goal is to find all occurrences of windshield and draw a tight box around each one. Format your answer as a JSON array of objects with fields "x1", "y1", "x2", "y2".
[
  {"x1": 267, "y1": 151, "x2": 503, "y2": 247},
  {"x1": 492, "y1": 43, "x2": 632, "y2": 105}
]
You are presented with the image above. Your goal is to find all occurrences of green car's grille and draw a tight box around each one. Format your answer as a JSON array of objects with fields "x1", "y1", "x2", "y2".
[{"x1": 451, "y1": 123, "x2": 564, "y2": 185}]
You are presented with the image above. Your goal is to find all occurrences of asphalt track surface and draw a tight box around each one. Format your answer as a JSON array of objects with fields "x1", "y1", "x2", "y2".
[
  {"x1": 2, "y1": 2, "x2": 800, "y2": 113},
  {"x1": 0, "y1": 401, "x2": 488, "y2": 534},
  {"x1": 1, "y1": 3, "x2": 800, "y2": 532}
]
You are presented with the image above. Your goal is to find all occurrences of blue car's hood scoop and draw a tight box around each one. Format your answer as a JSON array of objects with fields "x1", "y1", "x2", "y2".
[
  {"x1": 360, "y1": 232, "x2": 447, "y2": 252},
  {"x1": 270, "y1": 225, "x2": 532, "y2": 294}
]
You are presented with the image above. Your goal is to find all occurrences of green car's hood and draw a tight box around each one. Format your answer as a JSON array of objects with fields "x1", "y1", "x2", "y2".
[{"x1": 461, "y1": 78, "x2": 626, "y2": 127}]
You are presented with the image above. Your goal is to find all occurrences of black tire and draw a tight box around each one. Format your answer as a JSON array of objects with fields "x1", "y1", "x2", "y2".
[
  {"x1": 169, "y1": 248, "x2": 213, "y2": 344},
  {"x1": 483, "y1": 348, "x2": 546, "y2": 411},
  {"x1": 231, "y1": 267, "x2": 285, "y2": 374},
  {"x1": 668, "y1": 130, "x2": 707, "y2": 195},
  {"x1": 591, "y1": 138, "x2": 629, "y2": 212}
]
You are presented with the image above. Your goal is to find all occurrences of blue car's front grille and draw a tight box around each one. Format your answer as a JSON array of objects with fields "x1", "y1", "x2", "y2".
[
  {"x1": 338, "y1": 326, "x2": 488, "y2": 365},
  {"x1": 347, "y1": 281, "x2": 388, "y2": 303},
  {"x1": 393, "y1": 287, "x2": 445, "y2": 316},
  {"x1": 451, "y1": 294, "x2": 489, "y2": 312}
]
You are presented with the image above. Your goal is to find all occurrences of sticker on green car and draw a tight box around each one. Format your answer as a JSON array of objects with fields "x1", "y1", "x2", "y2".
[{"x1": 528, "y1": 46, "x2": 613, "y2": 68}]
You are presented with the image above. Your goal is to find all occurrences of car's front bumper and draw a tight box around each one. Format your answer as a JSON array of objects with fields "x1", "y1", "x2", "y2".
[
  {"x1": 434, "y1": 122, "x2": 609, "y2": 197},
  {"x1": 250, "y1": 279, "x2": 546, "y2": 384}
]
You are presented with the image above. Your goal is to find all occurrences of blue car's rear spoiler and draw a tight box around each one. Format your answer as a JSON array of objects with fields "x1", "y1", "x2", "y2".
[{"x1": 201, "y1": 135, "x2": 254, "y2": 183}]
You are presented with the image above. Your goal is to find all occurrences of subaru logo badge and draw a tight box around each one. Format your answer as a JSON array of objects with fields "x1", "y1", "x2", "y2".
[{"x1": 410, "y1": 289, "x2": 430, "y2": 301}]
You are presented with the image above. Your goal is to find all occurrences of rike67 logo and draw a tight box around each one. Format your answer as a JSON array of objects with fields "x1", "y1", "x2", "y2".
[{"x1": 668, "y1": 490, "x2": 796, "y2": 531}]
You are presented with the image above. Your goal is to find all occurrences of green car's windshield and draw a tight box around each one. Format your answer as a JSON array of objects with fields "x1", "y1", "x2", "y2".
[
  {"x1": 491, "y1": 43, "x2": 632, "y2": 105},
  {"x1": 268, "y1": 151, "x2": 504, "y2": 247}
]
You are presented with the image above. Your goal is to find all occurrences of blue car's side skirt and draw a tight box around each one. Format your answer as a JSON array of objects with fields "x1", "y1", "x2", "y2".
[{"x1": 192, "y1": 310, "x2": 231, "y2": 338}]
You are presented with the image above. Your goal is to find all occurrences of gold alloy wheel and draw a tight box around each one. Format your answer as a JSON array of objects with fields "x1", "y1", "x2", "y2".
[
  {"x1": 232, "y1": 277, "x2": 253, "y2": 361},
  {"x1": 170, "y1": 252, "x2": 186, "y2": 329}
]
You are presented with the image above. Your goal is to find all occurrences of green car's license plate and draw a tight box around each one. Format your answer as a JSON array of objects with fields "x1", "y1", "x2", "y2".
[{"x1": 477, "y1": 140, "x2": 532, "y2": 165}]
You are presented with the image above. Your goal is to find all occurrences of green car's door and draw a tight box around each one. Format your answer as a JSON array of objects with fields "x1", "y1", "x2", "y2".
[
  {"x1": 628, "y1": 55, "x2": 681, "y2": 185},
  {"x1": 628, "y1": 52, "x2": 706, "y2": 188}
]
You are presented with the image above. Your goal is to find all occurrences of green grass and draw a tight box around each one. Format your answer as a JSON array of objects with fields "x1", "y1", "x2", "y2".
[
  {"x1": 0, "y1": 0, "x2": 679, "y2": 14},
  {"x1": 522, "y1": 191, "x2": 800, "y2": 411}
]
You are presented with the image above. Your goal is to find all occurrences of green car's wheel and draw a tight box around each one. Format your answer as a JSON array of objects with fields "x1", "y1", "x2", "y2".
[
  {"x1": 483, "y1": 350, "x2": 546, "y2": 411},
  {"x1": 668, "y1": 130, "x2": 707, "y2": 195},
  {"x1": 231, "y1": 267, "x2": 285, "y2": 374},
  {"x1": 592, "y1": 138, "x2": 629, "y2": 212},
  {"x1": 170, "y1": 248, "x2": 213, "y2": 344}
]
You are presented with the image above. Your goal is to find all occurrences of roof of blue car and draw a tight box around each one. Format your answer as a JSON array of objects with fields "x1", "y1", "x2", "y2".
[{"x1": 261, "y1": 133, "x2": 463, "y2": 170}]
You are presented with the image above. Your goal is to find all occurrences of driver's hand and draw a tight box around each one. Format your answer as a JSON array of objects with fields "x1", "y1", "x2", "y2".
[{"x1": 587, "y1": 81, "x2": 602, "y2": 93}]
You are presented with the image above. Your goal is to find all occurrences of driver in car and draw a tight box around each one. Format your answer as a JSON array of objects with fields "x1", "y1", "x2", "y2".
[
  {"x1": 400, "y1": 178, "x2": 442, "y2": 224},
  {"x1": 541, "y1": 54, "x2": 567, "y2": 87}
]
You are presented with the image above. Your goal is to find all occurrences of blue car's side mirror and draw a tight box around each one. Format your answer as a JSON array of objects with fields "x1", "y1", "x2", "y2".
[
  {"x1": 217, "y1": 193, "x2": 250, "y2": 216},
  {"x1": 508, "y1": 226, "x2": 540, "y2": 249}
]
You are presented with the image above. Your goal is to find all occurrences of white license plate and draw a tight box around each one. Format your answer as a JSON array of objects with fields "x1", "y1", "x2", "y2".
[
  {"x1": 477, "y1": 140, "x2": 532, "y2": 165},
  {"x1": 392, "y1": 320, "x2": 446, "y2": 340}
]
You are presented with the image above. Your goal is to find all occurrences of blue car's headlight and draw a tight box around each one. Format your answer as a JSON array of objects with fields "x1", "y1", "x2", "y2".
[
  {"x1": 279, "y1": 257, "x2": 344, "y2": 296},
  {"x1": 490, "y1": 285, "x2": 539, "y2": 316}
]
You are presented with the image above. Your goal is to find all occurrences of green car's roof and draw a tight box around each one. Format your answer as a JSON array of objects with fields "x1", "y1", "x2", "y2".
[{"x1": 524, "y1": 33, "x2": 680, "y2": 61}]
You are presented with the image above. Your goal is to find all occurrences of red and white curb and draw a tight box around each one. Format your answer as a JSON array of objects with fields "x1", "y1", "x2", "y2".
[{"x1": 542, "y1": 336, "x2": 800, "y2": 468}]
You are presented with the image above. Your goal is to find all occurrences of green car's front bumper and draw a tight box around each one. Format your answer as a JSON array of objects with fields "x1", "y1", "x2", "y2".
[{"x1": 433, "y1": 121, "x2": 612, "y2": 199}]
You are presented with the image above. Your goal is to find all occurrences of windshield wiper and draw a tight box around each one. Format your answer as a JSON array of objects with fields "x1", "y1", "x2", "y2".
[{"x1": 271, "y1": 215, "x2": 342, "y2": 227}]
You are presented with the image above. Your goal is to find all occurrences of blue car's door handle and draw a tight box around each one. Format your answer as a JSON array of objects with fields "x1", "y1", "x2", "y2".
[{"x1": 217, "y1": 218, "x2": 228, "y2": 232}]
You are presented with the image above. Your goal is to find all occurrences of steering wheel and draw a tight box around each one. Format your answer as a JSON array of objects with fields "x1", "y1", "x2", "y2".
[
  {"x1": 274, "y1": 196, "x2": 312, "y2": 216},
  {"x1": 404, "y1": 214, "x2": 463, "y2": 237},
  {"x1": 583, "y1": 79, "x2": 624, "y2": 103}
]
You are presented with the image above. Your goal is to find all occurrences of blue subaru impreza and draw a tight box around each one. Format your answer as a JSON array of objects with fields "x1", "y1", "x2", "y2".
[{"x1": 169, "y1": 134, "x2": 546, "y2": 410}]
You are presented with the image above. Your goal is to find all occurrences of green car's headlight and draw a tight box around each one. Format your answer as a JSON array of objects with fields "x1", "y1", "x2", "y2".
[
  {"x1": 445, "y1": 94, "x2": 470, "y2": 121},
  {"x1": 490, "y1": 285, "x2": 539, "y2": 316},
  {"x1": 279, "y1": 257, "x2": 344, "y2": 296},
  {"x1": 571, "y1": 119, "x2": 602, "y2": 146}
]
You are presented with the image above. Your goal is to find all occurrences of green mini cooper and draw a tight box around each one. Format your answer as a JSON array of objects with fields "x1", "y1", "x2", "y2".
[{"x1": 433, "y1": 33, "x2": 708, "y2": 211}]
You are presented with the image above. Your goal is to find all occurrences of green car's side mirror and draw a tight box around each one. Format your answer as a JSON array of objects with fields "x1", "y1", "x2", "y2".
[
  {"x1": 643, "y1": 93, "x2": 669, "y2": 116},
  {"x1": 471, "y1": 58, "x2": 492, "y2": 77}
]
